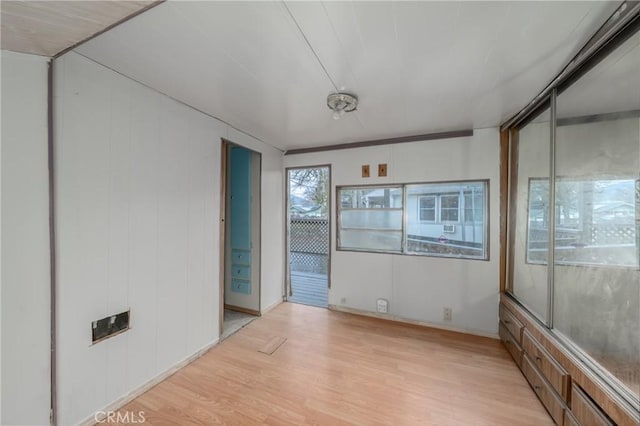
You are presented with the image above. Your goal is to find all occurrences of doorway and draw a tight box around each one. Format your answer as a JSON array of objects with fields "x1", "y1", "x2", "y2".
[
  {"x1": 286, "y1": 166, "x2": 331, "y2": 308},
  {"x1": 220, "y1": 140, "x2": 261, "y2": 337}
]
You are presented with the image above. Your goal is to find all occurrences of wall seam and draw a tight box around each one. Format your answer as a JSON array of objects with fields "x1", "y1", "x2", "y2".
[{"x1": 47, "y1": 58, "x2": 58, "y2": 426}]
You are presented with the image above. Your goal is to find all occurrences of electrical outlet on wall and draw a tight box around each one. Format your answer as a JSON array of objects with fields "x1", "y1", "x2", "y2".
[
  {"x1": 377, "y1": 298, "x2": 389, "y2": 314},
  {"x1": 443, "y1": 307, "x2": 452, "y2": 321}
]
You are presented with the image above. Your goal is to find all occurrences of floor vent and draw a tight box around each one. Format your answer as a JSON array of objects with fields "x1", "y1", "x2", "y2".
[{"x1": 258, "y1": 336, "x2": 287, "y2": 355}]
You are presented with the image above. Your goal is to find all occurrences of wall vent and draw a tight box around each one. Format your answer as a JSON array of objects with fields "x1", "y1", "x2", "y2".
[
  {"x1": 91, "y1": 310, "x2": 130, "y2": 343},
  {"x1": 443, "y1": 224, "x2": 456, "y2": 233}
]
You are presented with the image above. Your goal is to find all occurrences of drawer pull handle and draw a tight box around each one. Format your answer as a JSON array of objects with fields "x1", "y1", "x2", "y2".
[
  {"x1": 535, "y1": 356, "x2": 542, "y2": 362},
  {"x1": 534, "y1": 385, "x2": 541, "y2": 391},
  {"x1": 504, "y1": 320, "x2": 511, "y2": 324}
]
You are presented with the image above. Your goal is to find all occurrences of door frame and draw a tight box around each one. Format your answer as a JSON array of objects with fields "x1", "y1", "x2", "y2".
[
  {"x1": 285, "y1": 164, "x2": 332, "y2": 300},
  {"x1": 219, "y1": 139, "x2": 262, "y2": 335}
]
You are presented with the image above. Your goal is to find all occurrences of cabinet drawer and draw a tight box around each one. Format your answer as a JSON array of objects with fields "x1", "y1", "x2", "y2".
[
  {"x1": 571, "y1": 384, "x2": 614, "y2": 426},
  {"x1": 231, "y1": 249, "x2": 251, "y2": 265},
  {"x1": 231, "y1": 279, "x2": 251, "y2": 295},
  {"x1": 231, "y1": 264, "x2": 251, "y2": 280},
  {"x1": 522, "y1": 355, "x2": 566, "y2": 425},
  {"x1": 522, "y1": 329, "x2": 570, "y2": 401},
  {"x1": 499, "y1": 322, "x2": 523, "y2": 367},
  {"x1": 499, "y1": 303, "x2": 524, "y2": 344},
  {"x1": 564, "y1": 410, "x2": 580, "y2": 426}
]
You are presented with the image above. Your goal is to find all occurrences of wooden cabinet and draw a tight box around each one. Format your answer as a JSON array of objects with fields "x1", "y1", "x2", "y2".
[
  {"x1": 499, "y1": 296, "x2": 637, "y2": 426},
  {"x1": 564, "y1": 410, "x2": 580, "y2": 426},
  {"x1": 499, "y1": 322, "x2": 523, "y2": 367},
  {"x1": 522, "y1": 354, "x2": 566, "y2": 425},
  {"x1": 500, "y1": 302, "x2": 569, "y2": 425},
  {"x1": 571, "y1": 384, "x2": 614, "y2": 426},
  {"x1": 522, "y1": 329, "x2": 570, "y2": 401},
  {"x1": 499, "y1": 303, "x2": 524, "y2": 343}
]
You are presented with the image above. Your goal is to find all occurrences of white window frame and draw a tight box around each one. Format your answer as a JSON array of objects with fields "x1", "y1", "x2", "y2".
[
  {"x1": 418, "y1": 195, "x2": 437, "y2": 222},
  {"x1": 439, "y1": 193, "x2": 460, "y2": 223}
]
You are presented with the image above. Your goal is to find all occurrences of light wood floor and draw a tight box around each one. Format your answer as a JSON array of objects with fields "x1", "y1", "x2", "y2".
[{"x1": 116, "y1": 303, "x2": 553, "y2": 425}]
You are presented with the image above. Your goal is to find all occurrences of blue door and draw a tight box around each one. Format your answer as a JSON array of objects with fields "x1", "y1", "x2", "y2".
[{"x1": 230, "y1": 146, "x2": 252, "y2": 296}]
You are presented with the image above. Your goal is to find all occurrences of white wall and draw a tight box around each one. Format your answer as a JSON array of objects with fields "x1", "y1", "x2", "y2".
[
  {"x1": 54, "y1": 52, "x2": 284, "y2": 425},
  {"x1": 284, "y1": 128, "x2": 501, "y2": 336},
  {"x1": 1, "y1": 50, "x2": 51, "y2": 425}
]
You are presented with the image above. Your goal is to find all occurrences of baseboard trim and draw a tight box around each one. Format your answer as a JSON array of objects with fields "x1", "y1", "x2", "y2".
[
  {"x1": 224, "y1": 304, "x2": 261, "y2": 316},
  {"x1": 80, "y1": 338, "x2": 219, "y2": 425},
  {"x1": 261, "y1": 298, "x2": 283, "y2": 315},
  {"x1": 328, "y1": 305, "x2": 499, "y2": 340}
]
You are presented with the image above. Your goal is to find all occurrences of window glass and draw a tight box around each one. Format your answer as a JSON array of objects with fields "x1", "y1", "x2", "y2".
[
  {"x1": 339, "y1": 229, "x2": 403, "y2": 252},
  {"x1": 337, "y1": 181, "x2": 489, "y2": 259},
  {"x1": 511, "y1": 107, "x2": 551, "y2": 322},
  {"x1": 340, "y1": 188, "x2": 402, "y2": 209},
  {"x1": 553, "y1": 28, "x2": 640, "y2": 399},
  {"x1": 419, "y1": 196, "x2": 436, "y2": 221},
  {"x1": 406, "y1": 182, "x2": 487, "y2": 259},
  {"x1": 526, "y1": 178, "x2": 550, "y2": 264},
  {"x1": 440, "y1": 194, "x2": 459, "y2": 222},
  {"x1": 527, "y1": 178, "x2": 637, "y2": 267},
  {"x1": 338, "y1": 186, "x2": 403, "y2": 252},
  {"x1": 464, "y1": 191, "x2": 483, "y2": 223}
]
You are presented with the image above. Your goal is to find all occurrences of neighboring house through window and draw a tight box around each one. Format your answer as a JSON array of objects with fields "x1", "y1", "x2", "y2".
[
  {"x1": 526, "y1": 177, "x2": 637, "y2": 267},
  {"x1": 464, "y1": 191, "x2": 483, "y2": 223},
  {"x1": 440, "y1": 194, "x2": 459, "y2": 222},
  {"x1": 419, "y1": 196, "x2": 436, "y2": 221}
]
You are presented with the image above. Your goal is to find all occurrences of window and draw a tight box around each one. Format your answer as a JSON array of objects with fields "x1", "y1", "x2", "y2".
[
  {"x1": 464, "y1": 191, "x2": 483, "y2": 223},
  {"x1": 527, "y1": 178, "x2": 637, "y2": 267},
  {"x1": 511, "y1": 106, "x2": 551, "y2": 322},
  {"x1": 338, "y1": 181, "x2": 488, "y2": 260},
  {"x1": 507, "y1": 25, "x2": 640, "y2": 402},
  {"x1": 440, "y1": 194, "x2": 459, "y2": 222},
  {"x1": 338, "y1": 187, "x2": 403, "y2": 252},
  {"x1": 419, "y1": 196, "x2": 436, "y2": 221}
]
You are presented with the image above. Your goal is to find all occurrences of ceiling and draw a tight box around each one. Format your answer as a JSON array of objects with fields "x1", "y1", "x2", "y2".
[
  {"x1": 0, "y1": 0, "x2": 157, "y2": 57},
  {"x1": 4, "y1": 1, "x2": 623, "y2": 151}
]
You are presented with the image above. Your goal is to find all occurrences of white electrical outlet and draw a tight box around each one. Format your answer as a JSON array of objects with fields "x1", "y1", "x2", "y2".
[
  {"x1": 377, "y1": 298, "x2": 389, "y2": 314},
  {"x1": 443, "y1": 307, "x2": 452, "y2": 321}
]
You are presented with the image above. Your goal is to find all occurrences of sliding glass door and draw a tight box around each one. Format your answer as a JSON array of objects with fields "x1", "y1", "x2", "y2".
[
  {"x1": 506, "y1": 24, "x2": 640, "y2": 402},
  {"x1": 510, "y1": 106, "x2": 552, "y2": 323},
  {"x1": 552, "y1": 28, "x2": 640, "y2": 399}
]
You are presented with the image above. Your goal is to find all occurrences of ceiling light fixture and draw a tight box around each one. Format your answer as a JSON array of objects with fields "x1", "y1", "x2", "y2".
[{"x1": 327, "y1": 92, "x2": 358, "y2": 120}]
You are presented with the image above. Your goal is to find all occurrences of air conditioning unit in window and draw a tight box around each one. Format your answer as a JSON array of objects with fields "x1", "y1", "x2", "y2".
[{"x1": 443, "y1": 224, "x2": 456, "y2": 233}]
